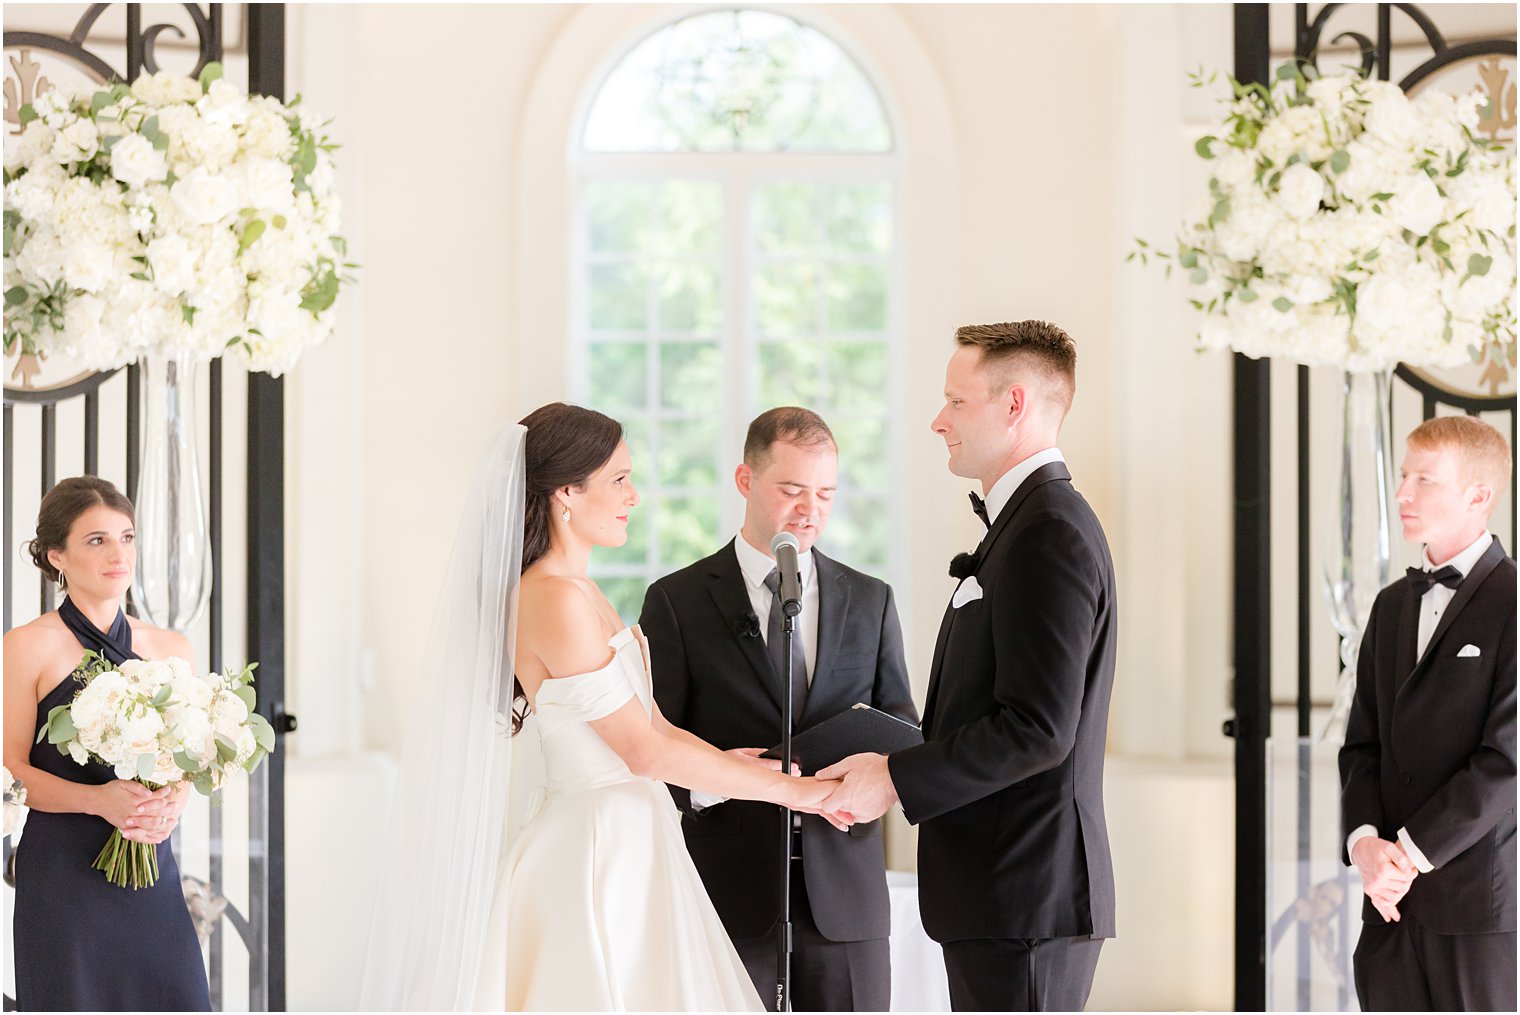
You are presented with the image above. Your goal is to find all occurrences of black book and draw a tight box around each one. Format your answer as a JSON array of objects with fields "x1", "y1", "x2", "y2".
[{"x1": 761, "y1": 703, "x2": 924, "y2": 775}]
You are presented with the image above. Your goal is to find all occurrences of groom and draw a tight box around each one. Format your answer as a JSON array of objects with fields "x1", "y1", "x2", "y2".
[
  {"x1": 640, "y1": 406, "x2": 917, "y2": 1012},
  {"x1": 822, "y1": 321, "x2": 1117, "y2": 1011}
]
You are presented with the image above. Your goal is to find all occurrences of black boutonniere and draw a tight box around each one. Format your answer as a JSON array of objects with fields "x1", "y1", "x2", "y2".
[
  {"x1": 733, "y1": 610, "x2": 761, "y2": 639},
  {"x1": 948, "y1": 551, "x2": 980, "y2": 580}
]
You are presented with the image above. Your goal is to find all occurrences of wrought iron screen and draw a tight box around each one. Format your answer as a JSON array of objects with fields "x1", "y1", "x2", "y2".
[{"x1": 2, "y1": 4, "x2": 292, "y2": 1009}]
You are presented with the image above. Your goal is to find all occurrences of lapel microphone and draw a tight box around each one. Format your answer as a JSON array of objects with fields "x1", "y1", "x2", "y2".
[{"x1": 770, "y1": 531, "x2": 804, "y2": 617}]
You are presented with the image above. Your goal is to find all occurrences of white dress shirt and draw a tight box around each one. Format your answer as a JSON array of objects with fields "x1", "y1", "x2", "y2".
[
  {"x1": 1345, "y1": 531, "x2": 1495, "y2": 874},
  {"x1": 689, "y1": 534, "x2": 819, "y2": 811},
  {"x1": 982, "y1": 447, "x2": 1066, "y2": 529}
]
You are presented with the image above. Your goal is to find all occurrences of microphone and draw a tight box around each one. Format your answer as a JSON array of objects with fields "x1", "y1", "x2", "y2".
[{"x1": 770, "y1": 531, "x2": 804, "y2": 618}]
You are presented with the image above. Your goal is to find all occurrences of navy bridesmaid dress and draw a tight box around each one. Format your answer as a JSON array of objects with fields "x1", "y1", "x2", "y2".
[{"x1": 12, "y1": 599, "x2": 211, "y2": 1011}]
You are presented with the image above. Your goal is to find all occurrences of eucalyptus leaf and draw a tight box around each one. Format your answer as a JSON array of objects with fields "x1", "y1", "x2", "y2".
[
  {"x1": 47, "y1": 706, "x2": 78, "y2": 745},
  {"x1": 1330, "y1": 149, "x2": 1350, "y2": 174},
  {"x1": 199, "y1": 62, "x2": 225, "y2": 93},
  {"x1": 1272, "y1": 297, "x2": 1293, "y2": 313},
  {"x1": 1195, "y1": 136, "x2": 1217, "y2": 160},
  {"x1": 1467, "y1": 253, "x2": 1493, "y2": 277},
  {"x1": 174, "y1": 750, "x2": 201, "y2": 773},
  {"x1": 137, "y1": 753, "x2": 157, "y2": 782},
  {"x1": 152, "y1": 684, "x2": 172, "y2": 707}
]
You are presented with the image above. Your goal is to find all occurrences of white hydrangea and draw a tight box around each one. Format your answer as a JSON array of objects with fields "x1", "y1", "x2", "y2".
[
  {"x1": 4, "y1": 65, "x2": 347, "y2": 377},
  {"x1": 1152, "y1": 67, "x2": 1515, "y2": 373}
]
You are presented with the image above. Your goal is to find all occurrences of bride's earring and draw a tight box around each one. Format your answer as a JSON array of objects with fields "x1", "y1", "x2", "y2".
[{"x1": 560, "y1": 507, "x2": 571, "y2": 524}]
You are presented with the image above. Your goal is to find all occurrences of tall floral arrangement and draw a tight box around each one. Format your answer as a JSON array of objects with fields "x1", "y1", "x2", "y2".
[
  {"x1": 3, "y1": 64, "x2": 349, "y2": 376},
  {"x1": 1135, "y1": 65, "x2": 1515, "y2": 373}
]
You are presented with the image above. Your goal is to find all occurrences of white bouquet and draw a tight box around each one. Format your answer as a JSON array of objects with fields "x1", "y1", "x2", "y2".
[
  {"x1": 3, "y1": 62, "x2": 350, "y2": 376},
  {"x1": 1134, "y1": 65, "x2": 1515, "y2": 373},
  {"x1": 2, "y1": 764, "x2": 26, "y2": 837},
  {"x1": 36, "y1": 651, "x2": 274, "y2": 887}
]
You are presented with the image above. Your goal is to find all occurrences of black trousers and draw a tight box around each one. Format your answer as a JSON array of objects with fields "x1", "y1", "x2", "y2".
[
  {"x1": 1354, "y1": 919, "x2": 1517, "y2": 1012},
  {"x1": 940, "y1": 936, "x2": 1103, "y2": 1012},
  {"x1": 734, "y1": 859, "x2": 890, "y2": 1012}
]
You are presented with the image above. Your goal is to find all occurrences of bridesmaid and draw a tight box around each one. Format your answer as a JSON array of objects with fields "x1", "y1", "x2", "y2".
[{"x1": 3, "y1": 477, "x2": 211, "y2": 1011}]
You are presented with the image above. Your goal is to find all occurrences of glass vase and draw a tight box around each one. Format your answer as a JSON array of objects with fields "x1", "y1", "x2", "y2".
[
  {"x1": 132, "y1": 353, "x2": 212, "y2": 632},
  {"x1": 1320, "y1": 368, "x2": 1395, "y2": 741}
]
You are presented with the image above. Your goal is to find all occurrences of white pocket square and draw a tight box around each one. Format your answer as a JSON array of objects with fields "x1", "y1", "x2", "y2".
[
  {"x1": 952, "y1": 575, "x2": 983, "y2": 609},
  {"x1": 1457, "y1": 643, "x2": 1481, "y2": 658}
]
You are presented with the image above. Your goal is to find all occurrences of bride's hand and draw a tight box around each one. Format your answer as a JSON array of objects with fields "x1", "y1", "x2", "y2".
[{"x1": 727, "y1": 746, "x2": 800, "y2": 777}]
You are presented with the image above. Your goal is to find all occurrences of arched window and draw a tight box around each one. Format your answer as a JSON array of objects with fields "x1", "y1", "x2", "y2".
[{"x1": 572, "y1": 8, "x2": 901, "y2": 618}]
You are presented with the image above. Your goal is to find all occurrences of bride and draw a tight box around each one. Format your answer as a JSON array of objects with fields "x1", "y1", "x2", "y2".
[{"x1": 364, "y1": 403, "x2": 841, "y2": 1011}]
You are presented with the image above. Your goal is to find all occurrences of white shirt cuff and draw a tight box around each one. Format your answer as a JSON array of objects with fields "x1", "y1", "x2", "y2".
[
  {"x1": 1397, "y1": 826, "x2": 1435, "y2": 874},
  {"x1": 1346, "y1": 824, "x2": 1379, "y2": 863},
  {"x1": 689, "y1": 790, "x2": 727, "y2": 811}
]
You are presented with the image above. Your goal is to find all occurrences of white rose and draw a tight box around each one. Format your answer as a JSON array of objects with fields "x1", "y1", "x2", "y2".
[
  {"x1": 171, "y1": 167, "x2": 239, "y2": 226},
  {"x1": 71, "y1": 671, "x2": 128, "y2": 729},
  {"x1": 169, "y1": 708, "x2": 215, "y2": 758},
  {"x1": 232, "y1": 156, "x2": 295, "y2": 214},
  {"x1": 119, "y1": 708, "x2": 165, "y2": 753},
  {"x1": 67, "y1": 741, "x2": 90, "y2": 766},
  {"x1": 146, "y1": 234, "x2": 197, "y2": 296},
  {"x1": 1277, "y1": 163, "x2": 1327, "y2": 220},
  {"x1": 168, "y1": 671, "x2": 214, "y2": 711},
  {"x1": 1388, "y1": 173, "x2": 1444, "y2": 236},
  {"x1": 6, "y1": 169, "x2": 58, "y2": 220},
  {"x1": 108, "y1": 132, "x2": 168, "y2": 189},
  {"x1": 1364, "y1": 85, "x2": 1421, "y2": 149},
  {"x1": 50, "y1": 118, "x2": 99, "y2": 164},
  {"x1": 233, "y1": 727, "x2": 257, "y2": 765}
]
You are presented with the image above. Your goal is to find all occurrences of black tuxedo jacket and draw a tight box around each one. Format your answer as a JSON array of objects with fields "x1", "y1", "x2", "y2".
[
  {"x1": 1339, "y1": 535, "x2": 1517, "y2": 934},
  {"x1": 639, "y1": 541, "x2": 918, "y2": 943},
  {"x1": 888, "y1": 461, "x2": 1118, "y2": 943}
]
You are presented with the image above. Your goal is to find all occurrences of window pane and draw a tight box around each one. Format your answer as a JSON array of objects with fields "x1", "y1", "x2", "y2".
[
  {"x1": 622, "y1": 417, "x2": 653, "y2": 479},
  {"x1": 827, "y1": 183, "x2": 891, "y2": 256},
  {"x1": 589, "y1": 262, "x2": 648, "y2": 330},
  {"x1": 658, "y1": 419, "x2": 719, "y2": 488},
  {"x1": 826, "y1": 261, "x2": 887, "y2": 332},
  {"x1": 754, "y1": 183, "x2": 819, "y2": 255},
  {"x1": 755, "y1": 340, "x2": 825, "y2": 408},
  {"x1": 656, "y1": 495, "x2": 719, "y2": 568},
  {"x1": 582, "y1": 9, "x2": 891, "y2": 154},
  {"x1": 658, "y1": 263, "x2": 720, "y2": 333},
  {"x1": 656, "y1": 182, "x2": 722, "y2": 256},
  {"x1": 827, "y1": 343, "x2": 888, "y2": 411},
  {"x1": 587, "y1": 182, "x2": 651, "y2": 253},
  {"x1": 659, "y1": 341, "x2": 721, "y2": 413},
  {"x1": 588, "y1": 341, "x2": 648, "y2": 411},
  {"x1": 825, "y1": 493, "x2": 890, "y2": 572},
  {"x1": 831, "y1": 416, "x2": 889, "y2": 490},
  {"x1": 754, "y1": 261, "x2": 818, "y2": 337}
]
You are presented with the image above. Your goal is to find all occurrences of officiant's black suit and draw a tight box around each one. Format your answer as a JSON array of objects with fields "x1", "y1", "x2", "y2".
[
  {"x1": 640, "y1": 540, "x2": 917, "y2": 1011},
  {"x1": 888, "y1": 461, "x2": 1117, "y2": 1011},
  {"x1": 1339, "y1": 536, "x2": 1517, "y2": 1011}
]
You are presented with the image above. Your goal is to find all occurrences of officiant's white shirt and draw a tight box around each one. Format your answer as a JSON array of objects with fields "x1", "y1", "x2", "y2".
[{"x1": 689, "y1": 534, "x2": 819, "y2": 811}]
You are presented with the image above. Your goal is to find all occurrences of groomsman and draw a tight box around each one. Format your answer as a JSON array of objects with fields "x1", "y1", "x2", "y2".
[
  {"x1": 640, "y1": 407, "x2": 917, "y2": 1011},
  {"x1": 821, "y1": 321, "x2": 1118, "y2": 1011},
  {"x1": 1340, "y1": 415, "x2": 1516, "y2": 1011}
]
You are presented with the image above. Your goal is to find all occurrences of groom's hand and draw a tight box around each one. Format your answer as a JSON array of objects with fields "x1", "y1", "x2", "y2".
[{"x1": 817, "y1": 752, "x2": 897, "y2": 824}]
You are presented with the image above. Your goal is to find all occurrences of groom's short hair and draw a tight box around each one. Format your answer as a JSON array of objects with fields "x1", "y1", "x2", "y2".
[
  {"x1": 744, "y1": 407, "x2": 836, "y2": 470},
  {"x1": 1408, "y1": 415, "x2": 1512, "y2": 495},
  {"x1": 956, "y1": 320, "x2": 1077, "y2": 418}
]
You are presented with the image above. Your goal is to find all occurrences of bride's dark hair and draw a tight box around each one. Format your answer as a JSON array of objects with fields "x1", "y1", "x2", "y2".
[{"x1": 509, "y1": 402, "x2": 624, "y2": 734}]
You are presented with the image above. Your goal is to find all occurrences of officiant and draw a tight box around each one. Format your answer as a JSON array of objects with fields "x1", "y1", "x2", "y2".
[{"x1": 640, "y1": 406, "x2": 917, "y2": 1011}]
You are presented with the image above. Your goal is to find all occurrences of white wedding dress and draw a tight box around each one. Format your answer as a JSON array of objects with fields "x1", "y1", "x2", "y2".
[{"x1": 472, "y1": 625, "x2": 764, "y2": 1012}]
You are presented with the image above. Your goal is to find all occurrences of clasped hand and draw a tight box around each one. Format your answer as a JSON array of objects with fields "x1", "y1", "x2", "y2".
[
  {"x1": 727, "y1": 747, "x2": 857, "y2": 831},
  {"x1": 1351, "y1": 836, "x2": 1419, "y2": 922}
]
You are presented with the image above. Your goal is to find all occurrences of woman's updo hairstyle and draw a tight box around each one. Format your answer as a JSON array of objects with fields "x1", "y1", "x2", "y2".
[
  {"x1": 518, "y1": 402, "x2": 624, "y2": 571},
  {"x1": 26, "y1": 476, "x2": 136, "y2": 588}
]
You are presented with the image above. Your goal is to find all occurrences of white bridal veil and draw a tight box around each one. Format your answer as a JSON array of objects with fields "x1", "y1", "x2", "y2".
[{"x1": 361, "y1": 425, "x2": 530, "y2": 1010}]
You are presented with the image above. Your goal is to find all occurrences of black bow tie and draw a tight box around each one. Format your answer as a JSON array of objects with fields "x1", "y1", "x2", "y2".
[
  {"x1": 1406, "y1": 564, "x2": 1463, "y2": 597},
  {"x1": 969, "y1": 491, "x2": 989, "y2": 527}
]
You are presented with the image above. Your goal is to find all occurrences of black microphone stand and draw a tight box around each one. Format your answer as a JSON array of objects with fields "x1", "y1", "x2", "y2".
[{"x1": 774, "y1": 599, "x2": 800, "y2": 1012}]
